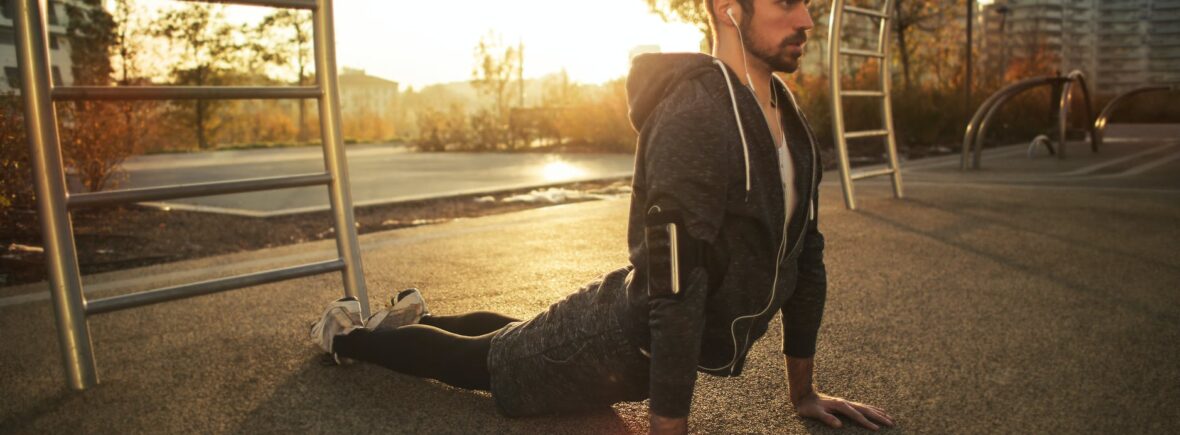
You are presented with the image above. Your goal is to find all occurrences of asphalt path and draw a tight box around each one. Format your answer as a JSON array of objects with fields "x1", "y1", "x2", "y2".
[
  {"x1": 115, "y1": 144, "x2": 635, "y2": 216},
  {"x1": 4, "y1": 153, "x2": 1180, "y2": 433},
  {"x1": 4, "y1": 127, "x2": 1178, "y2": 433}
]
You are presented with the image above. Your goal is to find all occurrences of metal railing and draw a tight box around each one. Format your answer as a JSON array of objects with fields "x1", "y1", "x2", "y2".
[
  {"x1": 1057, "y1": 71, "x2": 1096, "y2": 158},
  {"x1": 15, "y1": 0, "x2": 369, "y2": 391},
  {"x1": 961, "y1": 70, "x2": 1094, "y2": 169},
  {"x1": 827, "y1": 0, "x2": 904, "y2": 210},
  {"x1": 1094, "y1": 85, "x2": 1178, "y2": 149}
]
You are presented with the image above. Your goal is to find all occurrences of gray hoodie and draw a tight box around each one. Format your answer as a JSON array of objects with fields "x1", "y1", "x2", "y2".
[{"x1": 603, "y1": 52, "x2": 828, "y2": 418}]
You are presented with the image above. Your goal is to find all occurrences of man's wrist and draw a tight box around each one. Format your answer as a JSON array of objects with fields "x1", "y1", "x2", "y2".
[
  {"x1": 784, "y1": 355, "x2": 817, "y2": 406},
  {"x1": 649, "y1": 412, "x2": 688, "y2": 434},
  {"x1": 789, "y1": 386, "x2": 818, "y2": 407}
]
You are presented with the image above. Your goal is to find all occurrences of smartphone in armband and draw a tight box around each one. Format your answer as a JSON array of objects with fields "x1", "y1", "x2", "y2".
[{"x1": 645, "y1": 208, "x2": 681, "y2": 298}]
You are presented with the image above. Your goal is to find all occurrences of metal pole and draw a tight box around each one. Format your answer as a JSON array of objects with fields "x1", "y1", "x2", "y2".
[
  {"x1": 14, "y1": 0, "x2": 98, "y2": 390},
  {"x1": 879, "y1": 0, "x2": 903, "y2": 199},
  {"x1": 966, "y1": 0, "x2": 974, "y2": 113},
  {"x1": 52, "y1": 85, "x2": 321, "y2": 101},
  {"x1": 313, "y1": 0, "x2": 370, "y2": 317},
  {"x1": 87, "y1": 259, "x2": 345, "y2": 315},
  {"x1": 1071, "y1": 72, "x2": 1096, "y2": 153},
  {"x1": 828, "y1": 0, "x2": 857, "y2": 210},
  {"x1": 1058, "y1": 80, "x2": 1073, "y2": 160}
]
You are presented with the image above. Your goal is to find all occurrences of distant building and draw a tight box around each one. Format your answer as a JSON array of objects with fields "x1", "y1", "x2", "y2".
[
  {"x1": 338, "y1": 67, "x2": 399, "y2": 118},
  {"x1": 336, "y1": 67, "x2": 401, "y2": 141},
  {"x1": 0, "y1": 0, "x2": 75, "y2": 92},
  {"x1": 981, "y1": 0, "x2": 1180, "y2": 95}
]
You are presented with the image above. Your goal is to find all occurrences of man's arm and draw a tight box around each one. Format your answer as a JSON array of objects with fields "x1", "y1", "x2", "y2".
[
  {"x1": 646, "y1": 247, "x2": 710, "y2": 422},
  {"x1": 781, "y1": 166, "x2": 827, "y2": 359},
  {"x1": 640, "y1": 98, "x2": 730, "y2": 431},
  {"x1": 779, "y1": 172, "x2": 896, "y2": 430}
]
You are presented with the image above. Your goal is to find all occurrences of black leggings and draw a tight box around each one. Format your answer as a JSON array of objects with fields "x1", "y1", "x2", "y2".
[{"x1": 332, "y1": 311, "x2": 520, "y2": 391}]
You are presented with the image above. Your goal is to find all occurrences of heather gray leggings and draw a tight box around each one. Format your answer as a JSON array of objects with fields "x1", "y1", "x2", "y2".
[{"x1": 332, "y1": 311, "x2": 520, "y2": 390}]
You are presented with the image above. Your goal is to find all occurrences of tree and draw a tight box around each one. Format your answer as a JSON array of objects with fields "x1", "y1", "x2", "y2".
[
  {"x1": 892, "y1": 0, "x2": 945, "y2": 91},
  {"x1": 61, "y1": 0, "x2": 132, "y2": 192},
  {"x1": 413, "y1": 104, "x2": 469, "y2": 151},
  {"x1": 109, "y1": 0, "x2": 158, "y2": 156},
  {"x1": 0, "y1": 93, "x2": 32, "y2": 214},
  {"x1": 253, "y1": 10, "x2": 313, "y2": 142},
  {"x1": 540, "y1": 69, "x2": 582, "y2": 146},
  {"x1": 153, "y1": 3, "x2": 243, "y2": 150},
  {"x1": 470, "y1": 32, "x2": 522, "y2": 150},
  {"x1": 644, "y1": 0, "x2": 711, "y2": 49}
]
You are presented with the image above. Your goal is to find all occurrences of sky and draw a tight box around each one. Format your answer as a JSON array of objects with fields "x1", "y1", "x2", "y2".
[
  {"x1": 119, "y1": 0, "x2": 703, "y2": 88},
  {"x1": 330, "y1": 0, "x2": 704, "y2": 88}
]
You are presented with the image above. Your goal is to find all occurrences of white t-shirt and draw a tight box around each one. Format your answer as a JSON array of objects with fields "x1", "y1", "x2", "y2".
[{"x1": 777, "y1": 144, "x2": 798, "y2": 222}]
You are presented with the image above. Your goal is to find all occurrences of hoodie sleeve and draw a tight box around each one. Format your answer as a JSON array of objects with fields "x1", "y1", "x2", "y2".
[
  {"x1": 781, "y1": 167, "x2": 826, "y2": 359},
  {"x1": 641, "y1": 89, "x2": 730, "y2": 418},
  {"x1": 641, "y1": 105, "x2": 730, "y2": 246}
]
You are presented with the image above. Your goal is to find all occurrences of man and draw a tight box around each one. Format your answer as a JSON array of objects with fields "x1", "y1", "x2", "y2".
[{"x1": 309, "y1": 0, "x2": 894, "y2": 432}]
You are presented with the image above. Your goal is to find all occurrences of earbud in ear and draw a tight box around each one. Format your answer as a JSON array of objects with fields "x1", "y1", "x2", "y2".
[{"x1": 726, "y1": 7, "x2": 737, "y2": 25}]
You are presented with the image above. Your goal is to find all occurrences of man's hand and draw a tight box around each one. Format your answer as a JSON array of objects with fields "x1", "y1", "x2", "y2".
[
  {"x1": 785, "y1": 356, "x2": 894, "y2": 430},
  {"x1": 649, "y1": 413, "x2": 687, "y2": 435},
  {"x1": 793, "y1": 391, "x2": 895, "y2": 430}
]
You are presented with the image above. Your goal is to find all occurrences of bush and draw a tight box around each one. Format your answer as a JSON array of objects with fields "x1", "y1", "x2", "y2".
[{"x1": 0, "y1": 93, "x2": 33, "y2": 216}]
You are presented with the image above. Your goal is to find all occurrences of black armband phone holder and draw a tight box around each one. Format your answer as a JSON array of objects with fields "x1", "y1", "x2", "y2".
[{"x1": 645, "y1": 205, "x2": 706, "y2": 299}]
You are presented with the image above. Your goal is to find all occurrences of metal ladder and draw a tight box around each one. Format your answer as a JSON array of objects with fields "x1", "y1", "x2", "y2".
[
  {"x1": 826, "y1": 0, "x2": 904, "y2": 210},
  {"x1": 14, "y1": 0, "x2": 369, "y2": 391}
]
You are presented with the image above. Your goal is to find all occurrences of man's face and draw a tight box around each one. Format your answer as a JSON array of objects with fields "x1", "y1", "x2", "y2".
[{"x1": 740, "y1": 0, "x2": 815, "y2": 73}]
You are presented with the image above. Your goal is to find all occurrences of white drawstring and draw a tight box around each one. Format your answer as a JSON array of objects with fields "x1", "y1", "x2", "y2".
[
  {"x1": 697, "y1": 59, "x2": 791, "y2": 374},
  {"x1": 713, "y1": 59, "x2": 753, "y2": 200}
]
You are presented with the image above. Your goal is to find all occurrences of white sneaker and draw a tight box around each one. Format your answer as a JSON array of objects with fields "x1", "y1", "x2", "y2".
[
  {"x1": 365, "y1": 288, "x2": 430, "y2": 331},
  {"x1": 310, "y1": 296, "x2": 363, "y2": 364}
]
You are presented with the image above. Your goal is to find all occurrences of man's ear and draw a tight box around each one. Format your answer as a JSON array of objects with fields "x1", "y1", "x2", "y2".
[{"x1": 714, "y1": 0, "x2": 742, "y2": 29}]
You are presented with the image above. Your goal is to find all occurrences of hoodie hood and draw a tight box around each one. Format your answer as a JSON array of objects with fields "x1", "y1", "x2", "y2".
[
  {"x1": 626, "y1": 52, "x2": 720, "y2": 132},
  {"x1": 627, "y1": 52, "x2": 762, "y2": 196}
]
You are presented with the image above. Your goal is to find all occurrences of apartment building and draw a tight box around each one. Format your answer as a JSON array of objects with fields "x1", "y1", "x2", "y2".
[
  {"x1": 981, "y1": 0, "x2": 1180, "y2": 95},
  {"x1": 338, "y1": 67, "x2": 399, "y2": 119},
  {"x1": 1, "y1": 0, "x2": 74, "y2": 92}
]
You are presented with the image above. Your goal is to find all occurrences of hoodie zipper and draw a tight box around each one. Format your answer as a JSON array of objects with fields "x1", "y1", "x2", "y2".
[
  {"x1": 726, "y1": 90, "x2": 819, "y2": 375},
  {"x1": 719, "y1": 79, "x2": 820, "y2": 375},
  {"x1": 744, "y1": 78, "x2": 820, "y2": 366},
  {"x1": 779, "y1": 77, "x2": 819, "y2": 257},
  {"x1": 698, "y1": 66, "x2": 820, "y2": 375}
]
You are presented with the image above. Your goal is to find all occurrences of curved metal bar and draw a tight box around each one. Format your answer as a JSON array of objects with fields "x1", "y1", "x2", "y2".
[
  {"x1": 1056, "y1": 70, "x2": 1096, "y2": 159},
  {"x1": 828, "y1": 0, "x2": 855, "y2": 209},
  {"x1": 878, "y1": 0, "x2": 903, "y2": 201},
  {"x1": 1072, "y1": 71, "x2": 1096, "y2": 153},
  {"x1": 961, "y1": 76, "x2": 1066, "y2": 169},
  {"x1": 828, "y1": 0, "x2": 901, "y2": 210},
  {"x1": 964, "y1": 71, "x2": 1096, "y2": 169},
  {"x1": 977, "y1": 77, "x2": 1071, "y2": 167},
  {"x1": 1094, "y1": 85, "x2": 1176, "y2": 150}
]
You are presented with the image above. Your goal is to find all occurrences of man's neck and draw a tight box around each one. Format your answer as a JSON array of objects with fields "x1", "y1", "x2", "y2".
[
  {"x1": 712, "y1": 37, "x2": 774, "y2": 106},
  {"x1": 714, "y1": 36, "x2": 785, "y2": 149}
]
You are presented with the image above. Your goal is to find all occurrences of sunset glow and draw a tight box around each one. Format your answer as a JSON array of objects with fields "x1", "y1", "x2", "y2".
[
  {"x1": 334, "y1": 0, "x2": 704, "y2": 88},
  {"x1": 540, "y1": 159, "x2": 588, "y2": 182},
  {"x1": 139, "y1": 0, "x2": 707, "y2": 88}
]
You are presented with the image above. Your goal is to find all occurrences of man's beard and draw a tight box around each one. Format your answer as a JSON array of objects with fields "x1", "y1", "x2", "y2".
[{"x1": 740, "y1": 23, "x2": 806, "y2": 73}]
